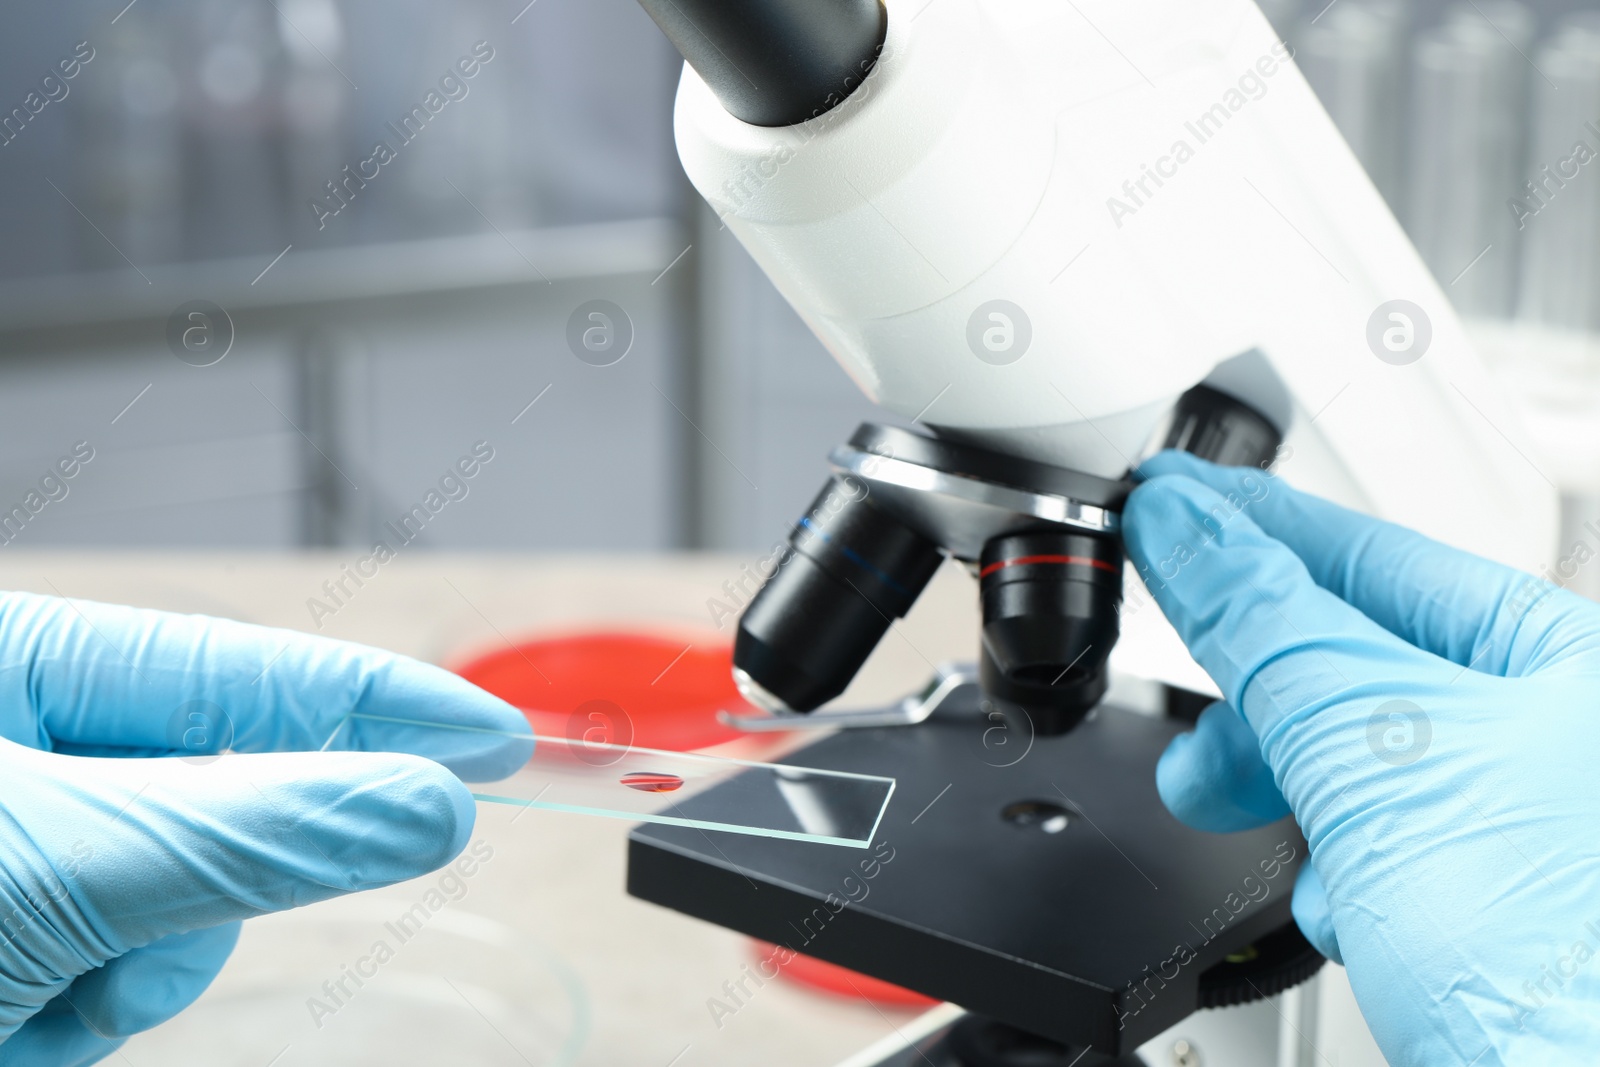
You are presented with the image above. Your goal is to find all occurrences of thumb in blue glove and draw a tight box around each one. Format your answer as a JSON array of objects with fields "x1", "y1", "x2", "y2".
[
  {"x1": 0, "y1": 592, "x2": 530, "y2": 1066},
  {"x1": 1124, "y1": 450, "x2": 1600, "y2": 1067}
]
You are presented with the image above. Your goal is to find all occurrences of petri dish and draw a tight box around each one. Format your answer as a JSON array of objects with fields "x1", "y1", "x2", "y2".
[
  {"x1": 321, "y1": 712, "x2": 895, "y2": 849},
  {"x1": 451, "y1": 629, "x2": 756, "y2": 752}
]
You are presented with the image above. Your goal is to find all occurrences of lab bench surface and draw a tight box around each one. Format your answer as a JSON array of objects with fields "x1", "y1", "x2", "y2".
[{"x1": 0, "y1": 551, "x2": 983, "y2": 1067}]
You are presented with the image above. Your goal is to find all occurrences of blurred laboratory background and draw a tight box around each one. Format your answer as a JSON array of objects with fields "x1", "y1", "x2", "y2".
[{"x1": 2, "y1": 0, "x2": 1600, "y2": 566}]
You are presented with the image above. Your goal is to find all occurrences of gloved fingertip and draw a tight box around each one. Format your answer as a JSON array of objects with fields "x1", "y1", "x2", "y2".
[
  {"x1": 259, "y1": 750, "x2": 480, "y2": 890},
  {"x1": 347, "y1": 659, "x2": 532, "y2": 781},
  {"x1": 1133, "y1": 449, "x2": 1219, "y2": 483},
  {"x1": 0, "y1": 1007, "x2": 127, "y2": 1067},
  {"x1": 1155, "y1": 730, "x2": 1250, "y2": 833},
  {"x1": 1156, "y1": 701, "x2": 1292, "y2": 833},
  {"x1": 1122, "y1": 473, "x2": 1230, "y2": 561},
  {"x1": 1292, "y1": 862, "x2": 1343, "y2": 966},
  {"x1": 1154, "y1": 731, "x2": 1205, "y2": 821},
  {"x1": 361, "y1": 656, "x2": 528, "y2": 736},
  {"x1": 447, "y1": 678, "x2": 530, "y2": 738},
  {"x1": 1123, "y1": 470, "x2": 1189, "y2": 516},
  {"x1": 1122, "y1": 476, "x2": 1187, "y2": 572},
  {"x1": 442, "y1": 771, "x2": 478, "y2": 864},
  {"x1": 382, "y1": 752, "x2": 478, "y2": 874},
  {"x1": 41, "y1": 750, "x2": 486, "y2": 947}
]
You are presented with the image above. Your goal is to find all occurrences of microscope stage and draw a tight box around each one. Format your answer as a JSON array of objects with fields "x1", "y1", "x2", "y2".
[{"x1": 627, "y1": 687, "x2": 1312, "y2": 1055}]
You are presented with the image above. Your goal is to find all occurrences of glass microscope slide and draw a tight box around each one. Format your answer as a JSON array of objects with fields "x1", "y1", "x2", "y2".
[{"x1": 321, "y1": 712, "x2": 896, "y2": 848}]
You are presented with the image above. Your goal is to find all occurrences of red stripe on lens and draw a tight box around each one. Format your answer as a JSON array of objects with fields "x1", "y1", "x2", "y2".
[{"x1": 978, "y1": 554, "x2": 1121, "y2": 579}]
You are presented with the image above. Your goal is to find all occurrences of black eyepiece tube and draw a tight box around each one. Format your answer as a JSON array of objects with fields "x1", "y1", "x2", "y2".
[{"x1": 635, "y1": 0, "x2": 888, "y2": 127}]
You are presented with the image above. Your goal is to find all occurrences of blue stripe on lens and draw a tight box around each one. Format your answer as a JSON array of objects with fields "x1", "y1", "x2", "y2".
[{"x1": 797, "y1": 515, "x2": 911, "y2": 597}]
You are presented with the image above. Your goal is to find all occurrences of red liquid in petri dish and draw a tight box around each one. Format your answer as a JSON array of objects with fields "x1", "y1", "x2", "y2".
[{"x1": 620, "y1": 771, "x2": 685, "y2": 793}]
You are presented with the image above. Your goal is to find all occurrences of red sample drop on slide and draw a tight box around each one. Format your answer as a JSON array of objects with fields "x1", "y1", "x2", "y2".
[{"x1": 620, "y1": 771, "x2": 685, "y2": 793}]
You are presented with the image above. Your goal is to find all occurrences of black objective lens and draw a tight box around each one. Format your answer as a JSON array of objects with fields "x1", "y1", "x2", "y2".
[
  {"x1": 979, "y1": 530, "x2": 1123, "y2": 734},
  {"x1": 1162, "y1": 384, "x2": 1282, "y2": 468},
  {"x1": 734, "y1": 476, "x2": 944, "y2": 712}
]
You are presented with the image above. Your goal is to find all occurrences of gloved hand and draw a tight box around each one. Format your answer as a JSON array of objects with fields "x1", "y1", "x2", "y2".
[
  {"x1": 0, "y1": 591, "x2": 529, "y2": 1066},
  {"x1": 1124, "y1": 450, "x2": 1600, "y2": 1067}
]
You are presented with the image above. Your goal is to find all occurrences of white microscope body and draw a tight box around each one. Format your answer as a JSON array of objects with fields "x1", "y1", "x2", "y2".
[
  {"x1": 651, "y1": 3, "x2": 1560, "y2": 1062},
  {"x1": 671, "y1": 0, "x2": 1556, "y2": 571}
]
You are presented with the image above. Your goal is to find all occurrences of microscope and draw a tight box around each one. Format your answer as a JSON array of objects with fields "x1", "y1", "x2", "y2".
[{"x1": 624, "y1": 0, "x2": 1557, "y2": 1062}]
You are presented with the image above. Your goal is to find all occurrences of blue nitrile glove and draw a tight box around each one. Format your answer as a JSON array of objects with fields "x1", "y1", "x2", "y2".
[
  {"x1": 1124, "y1": 450, "x2": 1600, "y2": 1067},
  {"x1": 0, "y1": 592, "x2": 530, "y2": 1066}
]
